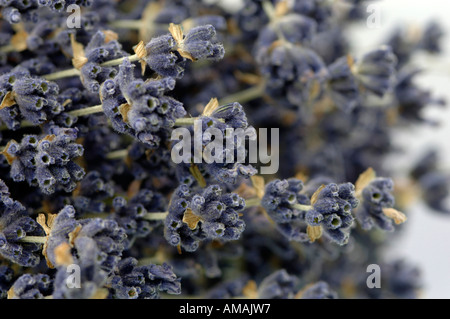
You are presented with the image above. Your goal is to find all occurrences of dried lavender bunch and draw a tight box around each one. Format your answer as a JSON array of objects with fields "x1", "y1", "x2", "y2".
[{"x1": 0, "y1": 0, "x2": 447, "y2": 300}]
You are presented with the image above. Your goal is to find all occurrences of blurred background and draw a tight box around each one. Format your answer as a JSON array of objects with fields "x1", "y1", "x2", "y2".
[
  {"x1": 214, "y1": 0, "x2": 450, "y2": 298},
  {"x1": 347, "y1": 0, "x2": 450, "y2": 299},
  {"x1": 207, "y1": 0, "x2": 450, "y2": 298}
]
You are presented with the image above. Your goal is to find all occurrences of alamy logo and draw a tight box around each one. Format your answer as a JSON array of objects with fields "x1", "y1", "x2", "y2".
[
  {"x1": 66, "y1": 4, "x2": 81, "y2": 29},
  {"x1": 366, "y1": 2, "x2": 382, "y2": 29},
  {"x1": 171, "y1": 119, "x2": 280, "y2": 175},
  {"x1": 366, "y1": 264, "x2": 381, "y2": 288},
  {"x1": 66, "y1": 264, "x2": 81, "y2": 289}
]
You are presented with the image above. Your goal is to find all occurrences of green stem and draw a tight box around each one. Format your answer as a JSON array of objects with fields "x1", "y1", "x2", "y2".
[
  {"x1": 109, "y1": 20, "x2": 143, "y2": 29},
  {"x1": 261, "y1": 0, "x2": 287, "y2": 43},
  {"x1": 219, "y1": 84, "x2": 265, "y2": 106},
  {"x1": 67, "y1": 104, "x2": 103, "y2": 117},
  {"x1": 42, "y1": 54, "x2": 140, "y2": 81},
  {"x1": 0, "y1": 44, "x2": 15, "y2": 53},
  {"x1": 291, "y1": 203, "x2": 313, "y2": 211},
  {"x1": 101, "y1": 54, "x2": 140, "y2": 67},
  {"x1": 19, "y1": 236, "x2": 47, "y2": 244},
  {"x1": 76, "y1": 211, "x2": 168, "y2": 221},
  {"x1": 0, "y1": 120, "x2": 34, "y2": 131},
  {"x1": 43, "y1": 68, "x2": 81, "y2": 81},
  {"x1": 174, "y1": 117, "x2": 197, "y2": 126},
  {"x1": 137, "y1": 256, "x2": 164, "y2": 266},
  {"x1": 261, "y1": 0, "x2": 276, "y2": 21},
  {"x1": 109, "y1": 20, "x2": 167, "y2": 31},
  {"x1": 245, "y1": 197, "x2": 262, "y2": 208},
  {"x1": 143, "y1": 212, "x2": 168, "y2": 220},
  {"x1": 106, "y1": 149, "x2": 129, "y2": 160}
]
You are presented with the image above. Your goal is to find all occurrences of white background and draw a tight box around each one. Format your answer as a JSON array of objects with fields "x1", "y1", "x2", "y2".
[
  {"x1": 210, "y1": 0, "x2": 450, "y2": 298},
  {"x1": 347, "y1": 0, "x2": 450, "y2": 299}
]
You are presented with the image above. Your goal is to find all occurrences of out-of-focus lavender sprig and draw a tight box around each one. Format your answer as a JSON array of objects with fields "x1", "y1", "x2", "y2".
[{"x1": 0, "y1": 0, "x2": 447, "y2": 300}]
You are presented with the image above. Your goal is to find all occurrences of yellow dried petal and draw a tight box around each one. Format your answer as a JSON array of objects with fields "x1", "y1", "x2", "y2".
[
  {"x1": 274, "y1": 0, "x2": 290, "y2": 17},
  {"x1": 250, "y1": 175, "x2": 265, "y2": 199},
  {"x1": 36, "y1": 213, "x2": 57, "y2": 268},
  {"x1": 383, "y1": 208, "x2": 407, "y2": 225},
  {"x1": 310, "y1": 184, "x2": 325, "y2": 205},
  {"x1": 70, "y1": 34, "x2": 87, "y2": 70},
  {"x1": 68, "y1": 225, "x2": 83, "y2": 247},
  {"x1": 168, "y1": 23, "x2": 184, "y2": 44},
  {"x1": 7, "y1": 287, "x2": 16, "y2": 299},
  {"x1": 355, "y1": 167, "x2": 376, "y2": 194},
  {"x1": 54, "y1": 242, "x2": 74, "y2": 266},
  {"x1": 0, "y1": 140, "x2": 18, "y2": 165},
  {"x1": 182, "y1": 208, "x2": 203, "y2": 230},
  {"x1": 0, "y1": 91, "x2": 16, "y2": 109},
  {"x1": 36, "y1": 213, "x2": 51, "y2": 235},
  {"x1": 119, "y1": 103, "x2": 132, "y2": 123},
  {"x1": 133, "y1": 40, "x2": 148, "y2": 75},
  {"x1": 11, "y1": 29, "x2": 28, "y2": 52},
  {"x1": 90, "y1": 288, "x2": 109, "y2": 299},
  {"x1": 202, "y1": 98, "x2": 219, "y2": 117},
  {"x1": 102, "y1": 30, "x2": 118, "y2": 43},
  {"x1": 178, "y1": 49, "x2": 195, "y2": 61},
  {"x1": 127, "y1": 179, "x2": 142, "y2": 199},
  {"x1": 46, "y1": 214, "x2": 57, "y2": 229},
  {"x1": 307, "y1": 225, "x2": 323, "y2": 243},
  {"x1": 242, "y1": 280, "x2": 258, "y2": 299},
  {"x1": 41, "y1": 134, "x2": 56, "y2": 143},
  {"x1": 168, "y1": 23, "x2": 196, "y2": 61},
  {"x1": 133, "y1": 40, "x2": 147, "y2": 59},
  {"x1": 72, "y1": 56, "x2": 88, "y2": 70}
]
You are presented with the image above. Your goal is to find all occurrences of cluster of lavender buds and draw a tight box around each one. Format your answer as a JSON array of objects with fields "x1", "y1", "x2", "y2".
[{"x1": 0, "y1": 0, "x2": 448, "y2": 300}]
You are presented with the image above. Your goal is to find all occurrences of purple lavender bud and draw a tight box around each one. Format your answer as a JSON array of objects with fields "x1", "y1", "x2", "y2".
[
  {"x1": 257, "y1": 43, "x2": 329, "y2": 109},
  {"x1": 395, "y1": 69, "x2": 446, "y2": 123},
  {"x1": 2, "y1": 7, "x2": 21, "y2": 24},
  {"x1": 102, "y1": 59, "x2": 186, "y2": 148},
  {"x1": 306, "y1": 183, "x2": 358, "y2": 245},
  {"x1": 356, "y1": 177, "x2": 396, "y2": 231},
  {"x1": 300, "y1": 281, "x2": 337, "y2": 299},
  {"x1": 144, "y1": 34, "x2": 185, "y2": 78},
  {"x1": 0, "y1": 265, "x2": 14, "y2": 299},
  {"x1": 110, "y1": 257, "x2": 181, "y2": 299},
  {"x1": 354, "y1": 46, "x2": 398, "y2": 97},
  {"x1": 2, "y1": 128, "x2": 85, "y2": 194},
  {"x1": 112, "y1": 189, "x2": 167, "y2": 249},
  {"x1": 11, "y1": 75, "x2": 62, "y2": 125},
  {"x1": 0, "y1": 180, "x2": 44, "y2": 267},
  {"x1": 257, "y1": 269, "x2": 298, "y2": 299},
  {"x1": 183, "y1": 25, "x2": 225, "y2": 61},
  {"x1": 327, "y1": 56, "x2": 360, "y2": 112},
  {"x1": 420, "y1": 21, "x2": 444, "y2": 53},
  {"x1": 164, "y1": 184, "x2": 246, "y2": 251},
  {"x1": 261, "y1": 178, "x2": 311, "y2": 242},
  {"x1": 8, "y1": 274, "x2": 52, "y2": 299}
]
